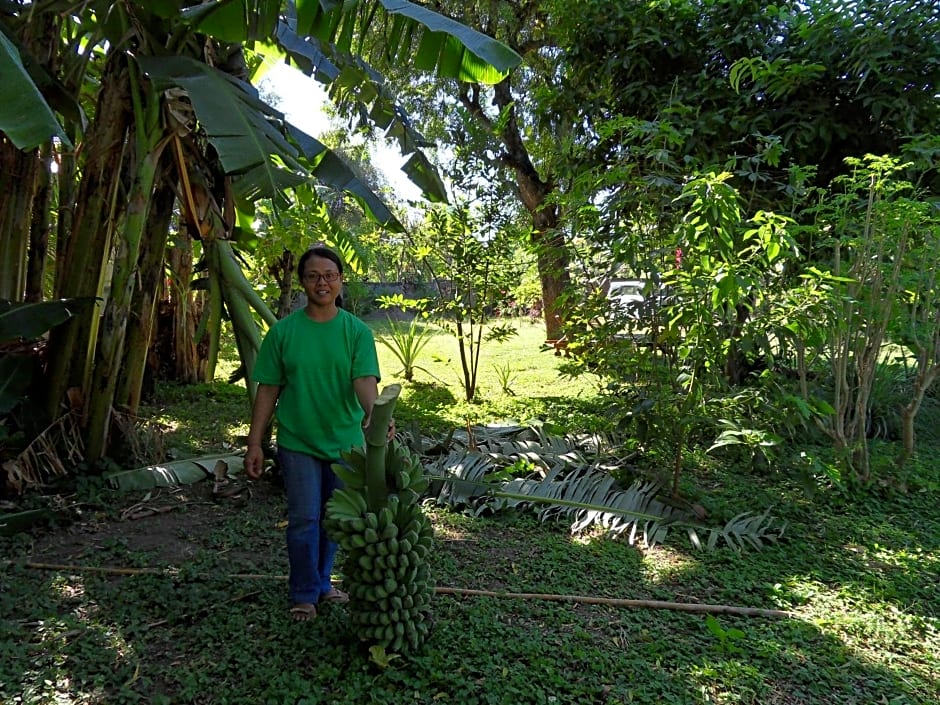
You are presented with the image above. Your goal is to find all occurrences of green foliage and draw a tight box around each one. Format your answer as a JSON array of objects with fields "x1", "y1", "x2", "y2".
[
  {"x1": 704, "y1": 614, "x2": 746, "y2": 655},
  {"x1": 0, "y1": 297, "x2": 99, "y2": 345},
  {"x1": 792, "y1": 155, "x2": 940, "y2": 480},
  {"x1": 376, "y1": 316, "x2": 436, "y2": 382},
  {"x1": 549, "y1": 0, "x2": 940, "y2": 200},
  {"x1": 390, "y1": 203, "x2": 522, "y2": 402},
  {"x1": 0, "y1": 31, "x2": 72, "y2": 149},
  {"x1": 4, "y1": 446, "x2": 938, "y2": 702},
  {"x1": 4, "y1": 312, "x2": 940, "y2": 702},
  {"x1": 491, "y1": 361, "x2": 517, "y2": 396},
  {"x1": 0, "y1": 298, "x2": 98, "y2": 421}
]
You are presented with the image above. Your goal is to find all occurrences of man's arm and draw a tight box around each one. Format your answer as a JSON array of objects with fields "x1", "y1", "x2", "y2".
[
  {"x1": 245, "y1": 383, "x2": 281, "y2": 479},
  {"x1": 353, "y1": 375, "x2": 379, "y2": 430}
]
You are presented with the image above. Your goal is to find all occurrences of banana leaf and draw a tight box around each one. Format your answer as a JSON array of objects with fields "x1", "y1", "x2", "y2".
[
  {"x1": 424, "y1": 424, "x2": 785, "y2": 551},
  {"x1": 0, "y1": 29, "x2": 71, "y2": 149},
  {"x1": 104, "y1": 454, "x2": 246, "y2": 491},
  {"x1": 0, "y1": 508, "x2": 67, "y2": 537},
  {"x1": 0, "y1": 298, "x2": 99, "y2": 344}
]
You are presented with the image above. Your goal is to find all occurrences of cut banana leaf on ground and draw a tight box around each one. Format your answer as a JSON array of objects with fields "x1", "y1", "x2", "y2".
[
  {"x1": 0, "y1": 508, "x2": 69, "y2": 536},
  {"x1": 104, "y1": 454, "x2": 247, "y2": 491}
]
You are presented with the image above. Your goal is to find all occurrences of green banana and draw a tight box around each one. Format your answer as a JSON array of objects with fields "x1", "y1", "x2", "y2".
[
  {"x1": 332, "y1": 487, "x2": 367, "y2": 516},
  {"x1": 350, "y1": 533, "x2": 367, "y2": 549},
  {"x1": 377, "y1": 507, "x2": 394, "y2": 532},
  {"x1": 387, "y1": 494, "x2": 400, "y2": 519},
  {"x1": 396, "y1": 469, "x2": 411, "y2": 490},
  {"x1": 381, "y1": 522, "x2": 398, "y2": 541}
]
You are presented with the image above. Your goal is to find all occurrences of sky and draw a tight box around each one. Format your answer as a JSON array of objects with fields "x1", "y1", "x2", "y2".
[{"x1": 258, "y1": 62, "x2": 423, "y2": 202}]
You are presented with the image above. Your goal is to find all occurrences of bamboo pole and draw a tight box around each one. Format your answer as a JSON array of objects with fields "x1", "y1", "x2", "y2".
[
  {"x1": 433, "y1": 586, "x2": 792, "y2": 618},
  {"x1": 12, "y1": 562, "x2": 792, "y2": 618}
]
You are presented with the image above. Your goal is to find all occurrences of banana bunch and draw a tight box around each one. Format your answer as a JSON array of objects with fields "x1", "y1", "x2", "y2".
[{"x1": 324, "y1": 440, "x2": 434, "y2": 654}]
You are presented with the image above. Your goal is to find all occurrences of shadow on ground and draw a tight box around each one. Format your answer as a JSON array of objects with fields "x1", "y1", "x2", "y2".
[{"x1": 2, "y1": 465, "x2": 937, "y2": 704}]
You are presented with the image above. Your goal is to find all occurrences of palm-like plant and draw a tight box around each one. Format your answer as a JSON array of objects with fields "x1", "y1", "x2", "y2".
[
  {"x1": 421, "y1": 424, "x2": 785, "y2": 551},
  {"x1": 376, "y1": 316, "x2": 436, "y2": 382}
]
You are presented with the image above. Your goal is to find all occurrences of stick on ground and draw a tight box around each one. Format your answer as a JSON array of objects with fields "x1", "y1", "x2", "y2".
[{"x1": 13, "y1": 561, "x2": 793, "y2": 618}]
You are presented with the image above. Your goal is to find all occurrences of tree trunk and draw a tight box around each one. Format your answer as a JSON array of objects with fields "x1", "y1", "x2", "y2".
[
  {"x1": 45, "y1": 55, "x2": 131, "y2": 420},
  {"x1": 117, "y1": 155, "x2": 178, "y2": 413},
  {"x1": 25, "y1": 143, "x2": 53, "y2": 302},
  {"x1": 21, "y1": 12, "x2": 60, "y2": 303},
  {"x1": 270, "y1": 249, "x2": 296, "y2": 318},
  {"x1": 84, "y1": 72, "x2": 165, "y2": 464},
  {"x1": 0, "y1": 145, "x2": 38, "y2": 301},
  {"x1": 491, "y1": 79, "x2": 569, "y2": 341},
  {"x1": 898, "y1": 364, "x2": 940, "y2": 467},
  {"x1": 164, "y1": 233, "x2": 204, "y2": 384}
]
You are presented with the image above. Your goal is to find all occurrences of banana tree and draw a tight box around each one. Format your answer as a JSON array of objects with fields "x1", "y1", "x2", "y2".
[{"x1": 2, "y1": 0, "x2": 522, "y2": 468}]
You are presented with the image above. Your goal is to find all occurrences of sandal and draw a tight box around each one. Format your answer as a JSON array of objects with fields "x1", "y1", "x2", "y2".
[
  {"x1": 319, "y1": 587, "x2": 349, "y2": 605},
  {"x1": 289, "y1": 603, "x2": 318, "y2": 621}
]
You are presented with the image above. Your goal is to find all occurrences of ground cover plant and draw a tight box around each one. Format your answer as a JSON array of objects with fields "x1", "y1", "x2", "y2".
[{"x1": 1, "y1": 321, "x2": 938, "y2": 704}]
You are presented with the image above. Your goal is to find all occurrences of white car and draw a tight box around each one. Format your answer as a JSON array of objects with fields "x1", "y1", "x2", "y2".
[{"x1": 607, "y1": 279, "x2": 647, "y2": 318}]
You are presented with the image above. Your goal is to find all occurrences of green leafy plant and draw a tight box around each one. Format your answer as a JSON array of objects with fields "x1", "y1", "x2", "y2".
[
  {"x1": 376, "y1": 315, "x2": 436, "y2": 382},
  {"x1": 797, "y1": 155, "x2": 940, "y2": 480},
  {"x1": 707, "y1": 420, "x2": 782, "y2": 472},
  {"x1": 383, "y1": 203, "x2": 521, "y2": 401},
  {"x1": 492, "y1": 361, "x2": 518, "y2": 396},
  {"x1": 704, "y1": 615, "x2": 746, "y2": 654}
]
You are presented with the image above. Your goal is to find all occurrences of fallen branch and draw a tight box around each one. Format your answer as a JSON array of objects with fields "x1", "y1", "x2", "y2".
[
  {"x1": 15, "y1": 561, "x2": 287, "y2": 580},
  {"x1": 13, "y1": 561, "x2": 792, "y2": 618},
  {"x1": 434, "y1": 586, "x2": 792, "y2": 618}
]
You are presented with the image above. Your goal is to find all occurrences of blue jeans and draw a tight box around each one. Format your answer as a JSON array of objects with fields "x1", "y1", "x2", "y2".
[{"x1": 277, "y1": 447, "x2": 341, "y2": 605}]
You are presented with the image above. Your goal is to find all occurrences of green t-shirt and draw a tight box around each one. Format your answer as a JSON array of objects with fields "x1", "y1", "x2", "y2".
[{"x1": 251, "y1": 308, "x2": 380, "y2": 459}]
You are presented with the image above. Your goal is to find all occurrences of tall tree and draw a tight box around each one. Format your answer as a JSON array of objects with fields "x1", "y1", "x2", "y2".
[{"x1": 357, "y1": 1, "x2": 571, "y2": 340}]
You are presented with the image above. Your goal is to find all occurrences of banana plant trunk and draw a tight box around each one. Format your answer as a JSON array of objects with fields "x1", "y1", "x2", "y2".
[
  {"x1": 45, "y1": 54, "x2": 130, "y2": 421},
  {"x1": 0, "y1": 145, "x2": 39, "y2": 301},
  {"x1": 84, "y1": 65, "x2": 165, "y2": 464},
  {"x1": 117, "y1": 161, "x2": 177, "y2": 413},
  {"x1": 25, "y1": 143, "x2": 54, "y2": 302}
]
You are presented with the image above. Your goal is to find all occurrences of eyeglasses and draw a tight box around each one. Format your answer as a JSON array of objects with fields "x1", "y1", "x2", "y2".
[{"x1": 302, "y1": 271, "x2": 340, "y2": 283}]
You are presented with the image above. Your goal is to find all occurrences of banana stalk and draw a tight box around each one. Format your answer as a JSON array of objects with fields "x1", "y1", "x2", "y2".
[
  {"x1": 324, "y1": 382, "x2": 435, "y2": 656},
  {"x1": 363, "y1": 384, "x2": 401, "y2": 512}
]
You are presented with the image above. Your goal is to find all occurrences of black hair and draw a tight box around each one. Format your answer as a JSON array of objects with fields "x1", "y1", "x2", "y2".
[
  {"x1": 297, "y1": 245, "x2": 344, "y2": 282},
  {"x1": 297, "y1": 246, "x2": 344, "y2": 308}
]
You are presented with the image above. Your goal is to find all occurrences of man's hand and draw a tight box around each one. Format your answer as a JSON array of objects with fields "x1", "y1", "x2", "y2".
[
  {"x1": 245, "y1": 444, "x2": 265, "y2": 480},
  {"x1": 362, "y1": 417, "x2": 396, "y2": 442}
]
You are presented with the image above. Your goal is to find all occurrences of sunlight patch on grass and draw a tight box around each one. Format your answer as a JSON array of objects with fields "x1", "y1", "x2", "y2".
[
  {"x1": 639, "y1": 545, "x2": 699, "y2": 583},
  {"x1": 50, "y1": 574, "x2": 85, "y2": 600},
  {"x1": 433, "y1": 524, "x2": 472, "y2": 542}
]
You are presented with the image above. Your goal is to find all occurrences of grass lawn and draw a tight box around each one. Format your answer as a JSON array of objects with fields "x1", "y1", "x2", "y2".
[{"x1": 1, "y1": 318, "x2": 938, "y2": 704}]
